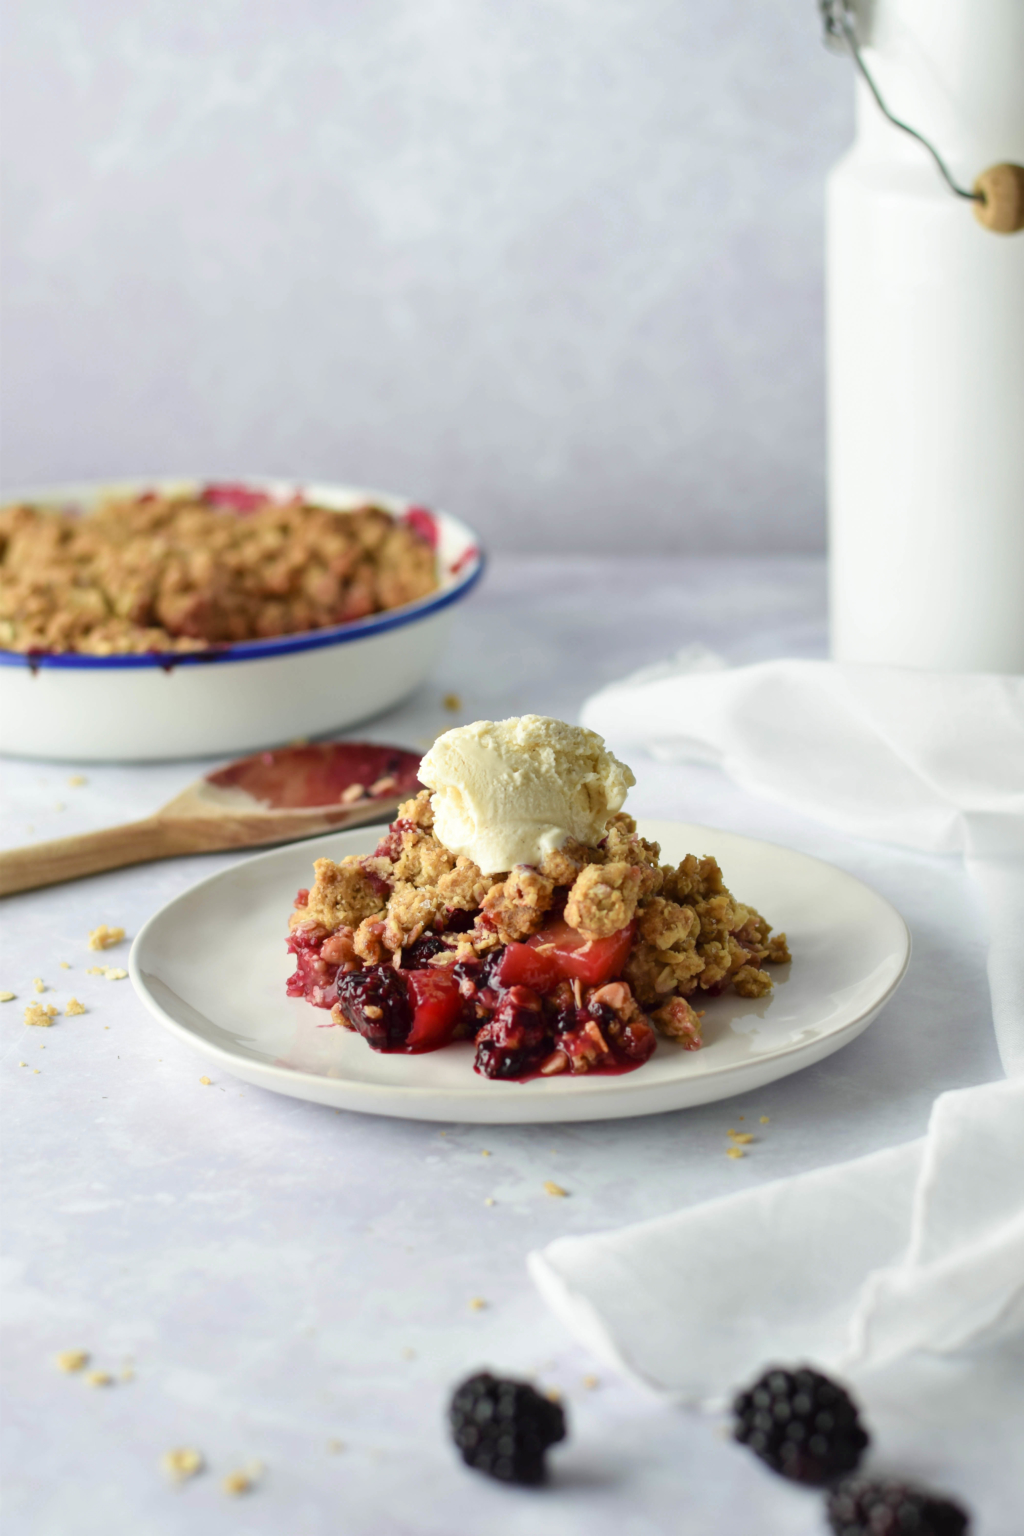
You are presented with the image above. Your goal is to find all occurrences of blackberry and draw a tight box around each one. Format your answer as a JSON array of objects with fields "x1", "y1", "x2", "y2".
[
  {"x1": 474, "y1": 992, "x2": 551, "y2": 1079},
  {"x1": 335, "y1": 965, "x2": 411, "y2": 1050},
  {"x1": 732, "y1": 1365, "x2": 869, "y2": 1485},
  {"x1": 449, "y1": 1371, "x2": 566, "y2": 1484},
  {"x1": 827, "y1": 1478, "x2": 969, "y2": 1536},
  {"x1": 400, "y1": 934, "x2": 447, "y2": 968}
]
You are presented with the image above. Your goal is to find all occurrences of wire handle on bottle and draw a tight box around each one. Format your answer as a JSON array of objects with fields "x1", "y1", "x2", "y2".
[{"x1": 820, "y1": 0, "x2": 1024, "y2": 233}]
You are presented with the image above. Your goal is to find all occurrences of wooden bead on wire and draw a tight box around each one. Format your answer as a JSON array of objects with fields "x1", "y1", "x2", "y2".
[{"x1": 972, "y1": 163, "x2": 1024, "y2": 234}]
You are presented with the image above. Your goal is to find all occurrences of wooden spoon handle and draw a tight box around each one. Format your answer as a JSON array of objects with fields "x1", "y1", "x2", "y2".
[{"x1": 0, "y1": 819, "x2": 185, "y2": 897}]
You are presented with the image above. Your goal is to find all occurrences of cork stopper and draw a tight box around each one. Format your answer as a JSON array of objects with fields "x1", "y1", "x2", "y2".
[{"x1": 972, "y1": 163, "x2": 1024, "y2": 234}]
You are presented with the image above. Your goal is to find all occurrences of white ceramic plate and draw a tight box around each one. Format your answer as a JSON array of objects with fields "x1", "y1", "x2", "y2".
[
  {"x1": 129, "y1": 820, "x2": 911, "y2": 1124},
  {"x1": 0, "y1": 478, "x2": 483, "y2": 762}
]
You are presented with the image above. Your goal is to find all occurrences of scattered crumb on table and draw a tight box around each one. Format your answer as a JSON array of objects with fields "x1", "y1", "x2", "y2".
[
  {"x1": 443, "y1": 693, "x2": 462, "y2": 712},
  {"x1": 543, "y1": 1180, "x2": 569, "y2": 1198},
  {"x1": 484, "y1": 1197, "x2": 496, "y2": 1206},
  {"x1": 161, "y1": 1447, "x2": 204, "y2": 1482},
  {"x1": 327, "y1": 1438, "x2": 345, "y2": 1454},
  {"x1": 199, "y1": 1076, "x2": 212, "y2": 1086},
  {"x1": 582, "y1": 1374, "x2": 600, "y2": 1390},
  {"x1": 222, "y1": 1470, "x2": 253, "y2": 1496},
  {"x1": 65, "y1": 998, "x2": 86, "y2": 1016},
  {"x1": 86, "y1": 1370, "x2": 113, "y2": 1387},
  {"x1": 33, "y1": 978, "x2": 45, "y2": 993},
  {"x1": 0, "y1": 991, "x2": 14, "y2": 1003},
  {"x1": 760, "y1": 1115, "x2": 770, "y2": 1124},
  {"x1": 726, "y1": 1146, "x2": 746, "y2": 1160},
  {"x1": 468, "y1": 1297, "x2": 487, "y2": 1311},
  {"x1": 68, "y1": 775, "x2": 88, "y2": 787},
  {"x1": 24, "y1": 1003, "x2": 58, "y2": 1027},
  {"x1": 56, "y1": 1349, "x2": 90, "y2": 1373},
  {"x1": 87, "y1": 925, "x2": 125, "y2": 951}
]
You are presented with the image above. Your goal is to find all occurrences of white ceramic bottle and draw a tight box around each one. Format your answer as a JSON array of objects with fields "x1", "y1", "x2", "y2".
[{"x1": 826, "y1": 0, "x2": 1024, "y2": 672}]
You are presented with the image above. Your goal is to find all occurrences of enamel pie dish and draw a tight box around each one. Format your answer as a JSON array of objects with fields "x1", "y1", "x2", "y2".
[{"x1": 0, "y1": 478, "x2": 483, "y2": 762}]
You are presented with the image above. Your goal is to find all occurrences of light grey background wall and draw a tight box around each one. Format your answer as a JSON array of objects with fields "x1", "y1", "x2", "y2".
[{"x1": 1, "y1": 2, "x2": 852, "y2": 553}]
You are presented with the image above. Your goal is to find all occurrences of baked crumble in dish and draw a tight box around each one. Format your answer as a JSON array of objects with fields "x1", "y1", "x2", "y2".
[
  {"x1": 0, "y1": 484, "x2": 438, "y2": 656},
  {"x1": 286, "y1": 719, "x2": 790, "y2": 1081}
]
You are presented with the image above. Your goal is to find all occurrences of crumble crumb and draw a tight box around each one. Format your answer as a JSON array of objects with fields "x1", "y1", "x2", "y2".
[
  {"x1": 484, "y1": 1197, "x2": 496, "y2": 1206},
  {"x1": 481, "y1": 1149, "x2": 492, "y2": 1157},
  {"x1": 544, "y1": 1387, "x2": 562, "y2": 1404},
  {"x1": 59, "y1": 961, "x2": 70, "y2": 969},
  {"x1": 19, "y1": 1061, "x2": 26, "y2": 1067},
  {"x1": 0, "y1": 991, "x2": 14, "y2": 1002},
  {"x1": 56, "y1": 1349, "x2": 90, "y2": 1373},
  {"x1": 65, "y1": 998, "x2": 86, "y2": 1016},
  {"x1": 760, "y1": 1115, "x2": 770, "y2": 1124},
  {"x1": 33, "y1": 978, "x2": 45, "y2": 993},
  {"x1": 86, "y1": 965, "x2": 128, "y2": 980},
  {"x1": 121, "y1": 1365, "x2": 135, "y2": 1382},
  {"x1": 86, "y1": 1370, "x2": 113, "y2": 1387},
  {"x1": 199, "y1": 1076, "x2": 212, "y2": 1086},
  {"x1": 161, "y1": 1447, "x2": 204, "y2": 1482},
  {"x1": 222, "y1": 1470, "x2": 253, "y2": 1496},
  {"x1": 327, "y1": 1439, "x2": 345, "y2": 1454},
  {"x1": 87, "y1": 925, "x2": 125, "y2": 951},
  {"x1": 24, "y1": 1003, "x2": 58, "y2": 1027},
  {"x1": 468, "y1": 1297, "x2": 487, "y2": 1311},
  {"x1": 543, "y1": 1181, "x2": 569, "y2": 1198},
  {"x1": 68, "y1": 775, "x2": 88, "y2": 786},
  {"x1": 54, "y1": 801, "x2": 65, "y2": 812},
  {"x1": 401, "y1": 1347, "x2": 416, "y2": 1360},
  {"x1": 443, "y1": 692, "x2": 462, "y2": 711},
  {"x1": 726, "y1": 1146, "x2": 746, "y2": 1160},
  {"x1": 582, "y1": 1374, "x2": 600, "y2": 1390},
  {"x1": 728, "y1": 1131, "x2": 754, "y2": 1145}
]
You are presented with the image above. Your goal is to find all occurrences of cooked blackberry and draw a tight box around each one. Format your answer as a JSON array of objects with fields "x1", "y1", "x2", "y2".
[
  {"x1": 732, "y1": 1365, "x2": 869, "y2": 1485},
  {"x1": 449, "y1": 1371, "x2": 566, "y2": 1484},
  {"x1": 827, "y1": 1478, "x2": 970, "y2": 1536},
  {"x1": 400, "y1": 934, "x2": 447, "y2": 968},
  {"x1": 335, "y1": 965, "x2": 411, "y2": 1050},
  {"x1": 474, "y1": 991, "x2": 551, "y2": 1079}
]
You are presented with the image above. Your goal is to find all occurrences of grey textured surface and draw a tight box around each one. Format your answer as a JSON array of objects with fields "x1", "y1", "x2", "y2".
[{"x1": 1, "y1": 1, "x2": 851, "y2": 552}]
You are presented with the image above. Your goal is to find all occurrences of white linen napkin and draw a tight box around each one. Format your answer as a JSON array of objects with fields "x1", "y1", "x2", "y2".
[{"x1": 529, "y1": 656, "x2": 1024, "y2": 1416}]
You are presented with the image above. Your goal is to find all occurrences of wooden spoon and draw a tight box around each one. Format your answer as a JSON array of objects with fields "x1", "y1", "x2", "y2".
[{"x1": 0, "y1": 742, "x2": 422, "y2": 897}]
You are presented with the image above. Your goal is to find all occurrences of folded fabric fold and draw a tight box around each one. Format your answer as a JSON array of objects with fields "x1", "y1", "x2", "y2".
[{"x1": 529, "y1": 1079, "x2": 1024, "y2": 1405}]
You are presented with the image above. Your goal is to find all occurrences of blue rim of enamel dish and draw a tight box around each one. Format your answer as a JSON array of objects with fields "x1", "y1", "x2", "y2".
[{"x1": 0, "y1": 551, "x2": 485, "y2": 670}]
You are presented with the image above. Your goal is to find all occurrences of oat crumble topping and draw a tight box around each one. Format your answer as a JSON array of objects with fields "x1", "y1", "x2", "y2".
[{"x1": 0, "y1": 488, "x2": 437, "y2": 655}]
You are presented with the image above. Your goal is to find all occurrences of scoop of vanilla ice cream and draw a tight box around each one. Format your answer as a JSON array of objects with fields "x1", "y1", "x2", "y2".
[{"x1": 418, "y1": 715, "x2": 635, "y2": 875}]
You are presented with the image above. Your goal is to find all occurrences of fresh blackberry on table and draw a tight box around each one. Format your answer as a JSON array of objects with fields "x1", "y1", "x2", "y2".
[
  {"x1": 449, "y1": 1371, "x2": 566, "y2": 1484},
  {"x1": 732, "y1": 1365, "x2": 869, "y2": 1485},
  {"x1": 334, "y1": 965, "x2": 411, "y2": 1050},
  {"x1": 827, "y1": 1478, "x2": 969, "y2": 1536}
]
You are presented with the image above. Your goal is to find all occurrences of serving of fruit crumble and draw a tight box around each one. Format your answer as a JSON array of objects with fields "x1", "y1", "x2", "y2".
[
  {"x1": 286, "y1": 717, "x2": 789, "y2": 1081},
  {"x1": 0, "y1": 484, "x2": 438, "y2": 656}
]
